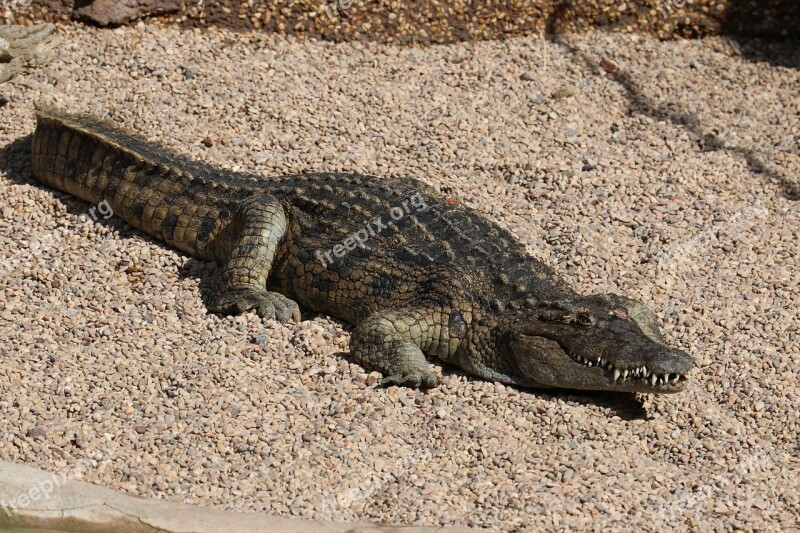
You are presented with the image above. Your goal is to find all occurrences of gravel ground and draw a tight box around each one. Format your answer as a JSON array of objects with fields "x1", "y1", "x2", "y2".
[
  {"x1": 1, "y1": 24, "x2": 799, "y2": 531},
  {"x1": 7, "y1": 0, "x2": 799, "y2": 44}
]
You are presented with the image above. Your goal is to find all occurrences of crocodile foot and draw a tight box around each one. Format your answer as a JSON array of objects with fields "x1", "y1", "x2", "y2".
[
  {"x1": 210, "y1": 289, "x2": 300, "y2": 323},
  {"x1": 381, "y1": 369, "x2": 440, "y2": 388}
]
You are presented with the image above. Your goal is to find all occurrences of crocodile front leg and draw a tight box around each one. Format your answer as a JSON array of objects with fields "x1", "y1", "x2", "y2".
[
  {"x1": 350, "y1": 306, "x2": 453, "y2": 388},
  {"x1": 208, "y1": 194, "x2": 300, "y2": 323}
]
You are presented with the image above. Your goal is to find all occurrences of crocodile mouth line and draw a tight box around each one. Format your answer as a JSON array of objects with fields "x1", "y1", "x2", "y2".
[{"x1": 571, "y1": 354, "x2": 689, "y2": 388}]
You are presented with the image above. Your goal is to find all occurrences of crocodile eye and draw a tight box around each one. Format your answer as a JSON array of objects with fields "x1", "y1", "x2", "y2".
[
  {"x1": 576, "y1": 313, "x2": 594, "y2": 326},
  {"x1": 610, "y1": 308, "x2": 629, "y2": 320}
]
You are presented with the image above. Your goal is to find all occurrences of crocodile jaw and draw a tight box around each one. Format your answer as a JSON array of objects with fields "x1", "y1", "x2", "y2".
[{"x1": 509, "y1": 333, "x2": 694, "y2": 394}]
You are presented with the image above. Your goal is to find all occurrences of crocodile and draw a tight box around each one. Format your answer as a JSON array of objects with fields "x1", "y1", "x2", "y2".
[{"x1": 29, "y1": 103, "x2": 694, "y2": 393}]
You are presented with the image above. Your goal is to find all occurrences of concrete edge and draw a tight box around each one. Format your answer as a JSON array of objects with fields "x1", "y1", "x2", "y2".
[{"x1": 0, "y1": 461, "x2": 485, "y2": 533}]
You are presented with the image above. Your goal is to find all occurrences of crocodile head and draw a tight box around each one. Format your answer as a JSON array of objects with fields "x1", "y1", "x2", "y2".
[{"x1": 498, "y1": 294, "x2": 695, "y2": 393}]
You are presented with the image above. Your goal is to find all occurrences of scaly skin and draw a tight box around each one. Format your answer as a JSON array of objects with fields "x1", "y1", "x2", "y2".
[{"x1": 29, "y1": 104, "x2": 695, "y2": 393}]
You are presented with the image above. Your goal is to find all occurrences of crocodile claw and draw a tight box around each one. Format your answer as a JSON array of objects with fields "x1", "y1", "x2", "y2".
[
  {"x1": 381, "y1": 369, "x2": 440, "y2": 389},
  {"x1": 210, "y1": 289, "x2": 301, "y2": 323}
]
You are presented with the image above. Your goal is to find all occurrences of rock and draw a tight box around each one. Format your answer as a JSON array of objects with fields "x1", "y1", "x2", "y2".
[
  {"x1": 73, "y1": 0, "x2": 180, "y2": 26},
  {"x1": 25, "y1": 427, "x2": 47, "y2": 441},
  {"x1": 599, "y1": 58, "x2": 618, "y2": 73},
  {"x1": 49, "y1": 447, "x2": 66, "y2": 458},
  {"x1": 551, "y1": 85, "x2": 577, "y2": 100},
  {"x1": 0, "y1": 24, "x2": 58, "y2": 84}
]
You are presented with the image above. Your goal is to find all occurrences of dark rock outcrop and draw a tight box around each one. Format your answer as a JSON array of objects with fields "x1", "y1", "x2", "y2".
[{"x1": 72, "y1": 0, "x2": 179, "y2": 26}]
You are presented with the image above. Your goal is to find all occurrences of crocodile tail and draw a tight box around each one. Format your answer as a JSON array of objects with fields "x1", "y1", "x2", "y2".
[
  {"x1": 33, "y1": 101, "x2": 120, "y2": 132},
  {"x1": 30, "y1": 102, "x2": 131, "y2": 205}
]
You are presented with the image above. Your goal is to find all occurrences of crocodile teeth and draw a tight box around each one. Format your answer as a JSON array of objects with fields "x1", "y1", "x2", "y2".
[
  {"x1": 587, "y1": 362, "x2": 593, "y2": 367},
  {"x1": 662, "y1": 373, "x2": 669, "y2": 383},
  {"x1": 596, "y1": 358, "x2": 601, "y2": 364},
  {"x1": 613, "y1": 369, "x2": 621, "y2": 381},
  {"x1": 623, "y1": 370, "x2": 629, "y2": 380},
  {"x1": 651, "y1": 374, "x2": 658, "y2": 386}
]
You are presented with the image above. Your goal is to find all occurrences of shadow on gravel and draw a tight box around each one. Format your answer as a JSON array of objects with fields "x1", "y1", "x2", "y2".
[
  {"x1": 0, "y1": 135, "x2": 35, "y2": 186},
  {"x1": 0, "y1": 135, "x2": 117, "y2": 220},
  {"x1": 2, "y1": 134, "x2": 228, "y2": 298},
  {"x1": 507, "y1": 386, "x2": 649, "y2": 420},
  {"x1": 544, "y1": 0, "x2": 800, "y2": 70},
  {"x1": 542, "y1": 29, "x2": 799, "y2": 201},
  {"x1": 602, "y1": 64, "x2": 799, "y2": 201},
  {"x1": 0, "y1": 135, "x2": 168, "y2": 234},
  {"x1": 0, "y1": 134, "x2": 220, "y2": 290},
  {"x1": 721, "y1": 1, "x2": 800, "y2": 69},
  {"x1": 328, "y1": 350, "x2": 650, "y2": 418},
  {"x1": 730, "y1": 39, "x2": 800, "y2": 71}
]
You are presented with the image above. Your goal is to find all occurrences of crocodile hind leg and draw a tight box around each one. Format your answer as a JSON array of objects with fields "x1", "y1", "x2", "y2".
[
  {"x1": 208, "y1": 194, "x2": 300, "y2": 323},
  {"x1": 350, "y1": 307, "x2": 446, "y2": 388}
]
